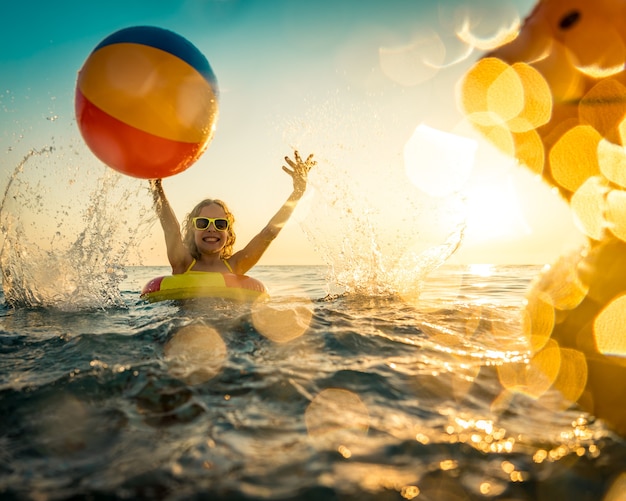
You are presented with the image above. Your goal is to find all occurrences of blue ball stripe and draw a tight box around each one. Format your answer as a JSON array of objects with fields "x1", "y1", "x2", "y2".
[{"x1": 92, "y1": 26, "x2": 218, "y2": 90}]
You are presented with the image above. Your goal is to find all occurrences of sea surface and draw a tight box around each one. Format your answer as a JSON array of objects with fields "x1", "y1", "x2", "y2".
[{"x1": 1, "y1": 264, "x2": 625, "y2": 501}]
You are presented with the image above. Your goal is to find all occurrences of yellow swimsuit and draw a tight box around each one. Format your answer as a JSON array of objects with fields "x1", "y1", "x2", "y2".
[{"x1": 185, "y1": 258, "x2": 233, "y2": 274}]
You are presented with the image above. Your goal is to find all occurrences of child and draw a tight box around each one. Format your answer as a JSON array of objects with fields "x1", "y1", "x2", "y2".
[{"x1": 149, "y1": 150, "x2": 315, "y2": 276}]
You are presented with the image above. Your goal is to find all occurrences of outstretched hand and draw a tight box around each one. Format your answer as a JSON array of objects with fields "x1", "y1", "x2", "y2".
[{"x1": 282, "y1": 150, "x2": 315, "y2": 196}]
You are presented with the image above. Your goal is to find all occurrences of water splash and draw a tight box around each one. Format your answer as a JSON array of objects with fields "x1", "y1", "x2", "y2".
[
  {"x1": 283, "y1": 98, "x2": 467, "y2": 297},
  {"x1": 0, "y1": 145, "x2": 154, "y2": 310}
]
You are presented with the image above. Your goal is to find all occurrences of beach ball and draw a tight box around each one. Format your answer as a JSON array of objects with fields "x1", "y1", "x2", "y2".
[{"x1": 75, "y1": 26, "x2": 219, "y2": 179}]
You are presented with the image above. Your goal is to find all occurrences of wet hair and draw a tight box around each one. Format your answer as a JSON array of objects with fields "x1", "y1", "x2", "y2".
[{"x1": 182, "y1": 199, "x2": 236, "y2": 260}]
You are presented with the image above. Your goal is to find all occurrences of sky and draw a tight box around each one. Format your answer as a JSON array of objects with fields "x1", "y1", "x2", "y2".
[{"x1": 0, "y1": 0, "x2": 588, "y2": 266}]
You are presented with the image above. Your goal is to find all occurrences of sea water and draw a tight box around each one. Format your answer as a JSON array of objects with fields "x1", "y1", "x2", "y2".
[
  {"x1": 2, "y1": 138, "x2": 626, "y2": 500},
  {"x1": 1, "y1": 264, "x2": 626, "y2": 501}
]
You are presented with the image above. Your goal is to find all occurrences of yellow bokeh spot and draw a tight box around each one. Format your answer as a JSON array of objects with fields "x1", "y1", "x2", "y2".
[
  {"x1": 164, "y1": 324, "x2": 227, "y2": 384},
  {"x1": 550, "y1": 126, "x2": 602, "y2": 194},
  {"x1": 618, "y1": 116, "x2": 626, "y2": 148},
  {"x1": 606, "y1": 189, "x2": 626, "y2": 242},
  {"x1": 598, "y1": 139, "x2": 626, "y2": 188},
  {"x1": 513, "y1": 128, "x2": 545, "y2": 175},
  {"x1": 526, "y1": 340, "x2": 562, "y2": 398},
  {"x1": 487, "y1": 64, "x2": 525, "y2": 123},
  {"x1": 548, "y1": 348, "x2": 588, "y2": 409},
  {"x1": 497, "y1": 339, "x2": 561, "y2": 400},
  {"x1": 401, "y1": 485, "x2": 420, "y2": 500},
  {"x1": 460, "y1": 57, "x2": 511, "y2": 120},
  {"x1": 506, "y1": 62, "x2": 552, "y2": 132},
  {"x1": 594, "y1": 294, "x2": 626, "y2": 356},
  {"x1": 461, "y1": 58, "x2": 551, "y2": 132},
  {"x1": 459, "y1": 58, "x2": 549, "y2": 174},
  {"x1": 546, "y1": 264, "x2": 587, "y2": 312},
  {"x1": 522, "y1": 292, "x2": 555, "y2": 353},
  {"x1": 571, "y1": 176, "x2": 610, "y2": 241},
  {"x1": 251, "y1": 297, "x2": 314, "y2": 343},
  {"x1": 581, "y1": 80, "x2": 626, "y2": 143},
  {"x1": 479, "y1": 121, "x2": 516, "y2": 157},
  {"x1": 305, "y1": 388, "x2": 370, "y2": 441},
  {"x1": 579, "y1": 238, "x2": 626, "y2": 305}
]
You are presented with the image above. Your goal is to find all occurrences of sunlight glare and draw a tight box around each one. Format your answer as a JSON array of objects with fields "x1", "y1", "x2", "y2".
[
  {"x1": 463, "y1": 176, "x2": 530, "y2": 242},
  {"x1": 467, "y1": 263, "x2": 494, "y2": 277},
  {"x1": 404, "y1": 124, "x2": 477, "y2": 197}
]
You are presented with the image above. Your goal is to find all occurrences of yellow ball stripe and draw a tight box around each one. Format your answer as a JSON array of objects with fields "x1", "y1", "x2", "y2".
[{"x1": 77, "y1": 43, "x2": 218, "y2": 143}]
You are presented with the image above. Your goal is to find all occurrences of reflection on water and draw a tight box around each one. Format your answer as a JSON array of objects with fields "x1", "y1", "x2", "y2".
[{"x1": 1, "y1": 265, "x2": 625, "y2": 500}]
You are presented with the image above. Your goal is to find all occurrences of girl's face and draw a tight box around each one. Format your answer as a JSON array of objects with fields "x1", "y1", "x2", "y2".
[{"x1": 194, "y1": 204, "x2": 230, "y2": 256}]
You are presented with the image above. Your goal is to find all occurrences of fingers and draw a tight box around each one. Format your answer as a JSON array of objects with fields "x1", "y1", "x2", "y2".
[
  {"x1": 285, "y1": 151, "x2": 315, "y2": 169},
  {"x1": 284, "y1": 155, "x2": 296, "y2": 168}
]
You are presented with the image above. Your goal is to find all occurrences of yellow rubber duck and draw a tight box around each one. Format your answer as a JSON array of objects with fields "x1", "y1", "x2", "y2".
[{"x1": 460, "y1": 0, "x2": 626, "y2": 436}]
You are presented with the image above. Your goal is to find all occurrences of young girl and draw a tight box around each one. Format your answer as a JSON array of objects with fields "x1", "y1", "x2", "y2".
[{"x1": 149, "y1": 150, "x2": 315, "y2": 276}]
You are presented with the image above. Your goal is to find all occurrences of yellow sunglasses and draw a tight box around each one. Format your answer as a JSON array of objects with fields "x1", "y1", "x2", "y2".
[{"x1": 192, "y1": 217, "x2": 230, "y2": 231}]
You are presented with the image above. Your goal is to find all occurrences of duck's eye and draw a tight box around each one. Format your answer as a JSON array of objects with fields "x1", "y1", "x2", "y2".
[{"x1": 559, "y1": 10, "x2": 580, "y2": 29}]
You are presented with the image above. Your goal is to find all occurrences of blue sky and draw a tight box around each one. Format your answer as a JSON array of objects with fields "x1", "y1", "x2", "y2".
[{"x1": 0, "y1": 0, "x2": 586, "y2": 266}]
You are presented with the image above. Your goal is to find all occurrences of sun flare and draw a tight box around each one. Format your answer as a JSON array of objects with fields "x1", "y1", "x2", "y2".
[{"x1": 463, "y1": 176, "x2": 530, "y2": 242}]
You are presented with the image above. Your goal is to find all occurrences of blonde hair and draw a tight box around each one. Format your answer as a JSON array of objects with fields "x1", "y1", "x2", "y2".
[{"x1": 182, "y1": 199, "x2": 236, "y2": 259}]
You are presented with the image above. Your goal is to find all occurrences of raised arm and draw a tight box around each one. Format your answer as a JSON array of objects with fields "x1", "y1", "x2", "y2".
[
  {"x1": 229, "y1": 151, "x2": 315, "y2": 274},
  {"x1": 149, "y1": 179, "x2": 192, "y2": 274}
]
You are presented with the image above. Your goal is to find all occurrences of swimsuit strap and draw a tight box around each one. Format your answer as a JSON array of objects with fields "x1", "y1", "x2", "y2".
[{"x1": 185, "y1": 258, "x2": 233, "y2": 273}]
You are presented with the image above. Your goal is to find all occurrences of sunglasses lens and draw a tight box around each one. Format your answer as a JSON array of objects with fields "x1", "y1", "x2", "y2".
[
  {"x1": 195, "y1": 218, "x2": 209, "y2": 229},
  {"x1": 215, "y1": 219, "x2": 229, "y2": 231}
]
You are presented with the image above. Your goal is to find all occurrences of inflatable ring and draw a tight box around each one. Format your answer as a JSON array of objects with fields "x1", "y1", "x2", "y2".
[{"x1": 141, "y1": 272, "x2": 268, "y2": 302}]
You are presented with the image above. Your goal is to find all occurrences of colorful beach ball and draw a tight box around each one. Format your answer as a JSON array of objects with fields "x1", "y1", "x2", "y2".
[{"x1": 75, "y1": 26, "x2": 219, "y2": 179}]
